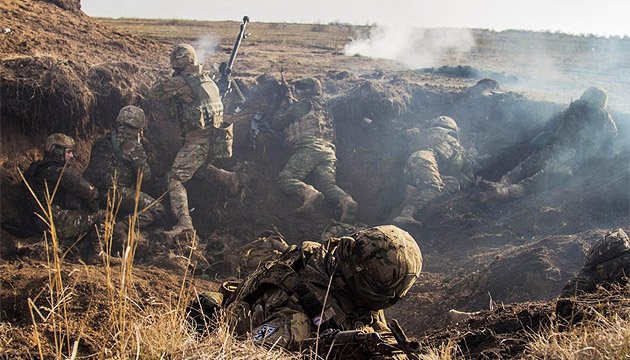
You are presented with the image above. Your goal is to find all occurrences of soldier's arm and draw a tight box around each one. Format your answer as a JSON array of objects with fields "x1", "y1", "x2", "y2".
[
  {"x1": 270, "y1": 100, "x2": 312, "y2": 131},
  {"x1": 121, "y1": 139, "x2": 152, "y2": 183},
  {"x1": 43, "y1": 166, "x2": 98, "y2": 201}
]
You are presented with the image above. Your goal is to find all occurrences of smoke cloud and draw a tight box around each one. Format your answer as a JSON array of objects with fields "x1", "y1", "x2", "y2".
[
  {"x1": 192, "y1": 34, "x2": 220, "y2": 65},
  {"x1": 344, "y1": 26, "x2": 474, "y2": 69}
]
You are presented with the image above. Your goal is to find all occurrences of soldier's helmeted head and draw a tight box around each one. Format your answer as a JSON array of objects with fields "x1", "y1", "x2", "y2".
[
  {"x1": 45, "y1": 133, "x2": 76, "y2": 163},
  {"x1": 292, "y1": 77, "x2": 322, "y2": 98},
  {"x1": 116, "y1": 105, "x2": 147, "y2": 130},
  {"x1": 580, "y1": 86, "x2": 608, "y2": 109},
  {"x1": 170, "y1": 43, "x2": 197, "y2": 72},
  {"x1": 335, "y1": 225, "x2": 423, "y2": 310},
  {"x1": 429, "y1": 116, "x2": 459, "y2": 132}
]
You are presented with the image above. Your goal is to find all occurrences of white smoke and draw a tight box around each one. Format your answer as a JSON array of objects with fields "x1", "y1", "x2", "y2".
[
  {"x1": 344, "y1": 26, "x2": 475, "y2": 69},
  {"x1": 193, "y1": 34, "x2": 220, "y2": 65}
]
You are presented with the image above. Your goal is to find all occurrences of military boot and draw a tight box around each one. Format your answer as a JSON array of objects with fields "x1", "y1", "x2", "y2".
[
  {"x1": 339, "y1": 195, "x2": 358, "y2": 223},
  {"x1": 295, "y1": 185, "x2": 323, "y2": 213},
  {"x1": 207, "y1": 165, "x2": 241, "y2": 194},
  {"x1": 165, "y1": 214, "x2": 195, "y2": 239},
  {"x1": 392, "y1": 204, "x2": 423, "y2": 227}
]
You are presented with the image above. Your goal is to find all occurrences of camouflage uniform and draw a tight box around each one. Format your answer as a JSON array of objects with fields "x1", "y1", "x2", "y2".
[
  {"x1": 271, "y1": 79, "x2": 357, "y2": 219},
  {"x1": 149, "y1": 44, "x2": 233, "y2": 235},
  {"x1": 394, "y1": 116, "x2": 469, "y2": 224},
  {"x1": 24, "y1": 134, "x2": 104, "y2": 240},
  {"x1": 192, "y1": 225, "x2": 422, "y2": 359},
  {"x1": 561, "y1": 229, "x2": 630, "y2": 296},
  {"x1": 491, "y1": 86, "x2": 618, "y2": 200},
  {"x1": 85, "y1": 106, "x2": 164, "y2": 227}
]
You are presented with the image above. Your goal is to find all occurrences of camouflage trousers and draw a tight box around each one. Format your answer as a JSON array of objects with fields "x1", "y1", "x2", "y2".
[
  {"x1": 277, "y1": 137, "x2": 349, "y2": 204},
  {"x1": 502, "y1": 144, "x2": 553, "y2": 185},
  {"x1": 43, "y1": 205, "x2": 104, "y2": 240},
  {"x1": 168, "y1": 128, "x2": 213, "y2": 222},
  {"x1": 403, "y1": 150, "x2": 460, "y2": 212},
  {"x1": 101, "y1": 186, "x2": 164, "y2": 228}
]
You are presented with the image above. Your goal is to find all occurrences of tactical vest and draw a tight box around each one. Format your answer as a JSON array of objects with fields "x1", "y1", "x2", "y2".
[
  {"x1": 84, "y1": 131, "x2": 135, "y2": 190},
  {"x1": 227, "y1": 243, "x2": 370, "y2": 331},
  {"x1": 182, "y1": 72, "x2": 224, "y2": 130},
  {"x1": 415, "y1": 127, "x2": 466, "y2": 177},
  {"x1": 284, "y1": 99, "x2": 334, "y2": 148}
]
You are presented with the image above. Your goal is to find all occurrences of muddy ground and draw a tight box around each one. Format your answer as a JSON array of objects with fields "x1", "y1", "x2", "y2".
[{"x1": 1, "y1": 0, "x2": 629, "y2": 358}]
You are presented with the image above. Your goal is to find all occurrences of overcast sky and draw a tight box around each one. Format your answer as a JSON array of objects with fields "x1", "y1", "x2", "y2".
[{"x1": 82, "y1": 0, "x2": 629, "y2": 36}]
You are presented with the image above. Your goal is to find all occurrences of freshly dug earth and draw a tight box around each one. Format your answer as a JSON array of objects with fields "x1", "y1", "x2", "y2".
[{"x1": 1, "y1": 0, "x2": 629, "y2": 358}]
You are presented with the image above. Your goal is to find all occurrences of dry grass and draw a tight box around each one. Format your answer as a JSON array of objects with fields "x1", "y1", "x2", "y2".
[{"x1": 523, "y1": 290, "x2": 630, "y2": 360}]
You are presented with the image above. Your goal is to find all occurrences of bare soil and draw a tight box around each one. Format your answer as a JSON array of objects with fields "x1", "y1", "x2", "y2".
[{"x1": 1, "y1": 0, "x2": 629, "y2": 358}]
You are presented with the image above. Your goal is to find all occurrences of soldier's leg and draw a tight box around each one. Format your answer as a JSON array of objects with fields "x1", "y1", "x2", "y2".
[
  {"x1": 394, "y1": 150, "x2": 443, "y2": 224},
  {"x1": 277, "y1": 148, "x2": 323, "y2": 212},
  {"x1": 116, "y1": 187, "x2": 165, "y2": 228},
  {"x1": 501, "y1": 144, "x2": 553, "y2": 184},
  {"x1": 167, "y1": 131, "x2": 211, "y2": 235},
  {"x1": 311, "y1": 156, "x2": 358, "y2": 222},
  {"x1": 205, "y1": 164, "x2": 240, "y2": 194}
]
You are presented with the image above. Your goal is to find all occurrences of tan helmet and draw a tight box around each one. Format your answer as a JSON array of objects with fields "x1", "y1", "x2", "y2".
[
  {"x1": 580, "y1": 86, "x2": 608, "y2": 109},
  {"x1": 430, "y1": 115, "x2": 458, "y2": 132},
  {"x1": 292, "y1": 77, "x2": 323, "y2": 97},
  {"x1": 335, "y1": 225, "x2": 423, "y2": 310},
  {"x1": 585, "y1": 229, "x2": 630, "y2": 268},
  {"x1": 45, "y1": 133, "x2": 76, "y2": 153},
  {"x1": 170, "y1": 43, "x2": 197, "y2": 70},
  {"x1": 116, "y1": 105, "x2": 147, "y2": 129}
]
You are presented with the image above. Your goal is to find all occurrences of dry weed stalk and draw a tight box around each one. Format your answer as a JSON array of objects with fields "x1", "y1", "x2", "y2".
[{"x1": 524, "y1": 294, "x2": 630, "y2": 359}]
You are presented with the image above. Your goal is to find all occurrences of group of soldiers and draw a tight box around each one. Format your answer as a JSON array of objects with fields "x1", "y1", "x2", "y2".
[{"x1": 18, "y1": 42, "x2": 627, "y2": 358}]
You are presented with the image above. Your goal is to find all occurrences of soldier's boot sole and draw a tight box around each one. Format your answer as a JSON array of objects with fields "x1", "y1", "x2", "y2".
[
  {"x1": 296, "y1": 187, "x2": 324, "y2": 213},
  {"x1": 339, "y1": 197, "x2": 358, "y2": 223}
]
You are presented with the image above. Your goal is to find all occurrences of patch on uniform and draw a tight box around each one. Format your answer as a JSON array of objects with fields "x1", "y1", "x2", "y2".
[{"x1": 252, "y1": 323, "x2": 278, "y2": 341}]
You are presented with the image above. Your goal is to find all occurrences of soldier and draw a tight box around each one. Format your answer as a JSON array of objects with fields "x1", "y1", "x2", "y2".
[
  {"x1": 23, "y1": 133, "x2": 105, "y2": 241},
  {"x1": 149, "y1": 43, "x2": 239, "y2": 237},
  {"x1": 480, "y1": 86, "x2": 618, "y2": 201},
  {"x1": 392, "y1": 116, "x2": 471, "y2": 226},
  {"x1": 191, "y1": 225, "x2": 422, "y2": 359},
  {"x1": 84, "y1": 105, "x2": 164, "y2": 228},
  {"x1": 270, "y1": 77, "x2": 358, "y2": 222},
  {"x1": 561, "y1": 229, "x2": 629, "y2": 297}
]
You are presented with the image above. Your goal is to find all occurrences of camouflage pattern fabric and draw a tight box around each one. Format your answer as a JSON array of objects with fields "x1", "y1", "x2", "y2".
[
  {"x1": 403, "y1": 127, "x2": 467, "y2": 212},
  {"x1": 204, "y1": 225, "x2": 421, "y2": 359},
  {"x1": 23, "y1": 154, "x2": 102, "y2": 240},
  {"x1": 277, "y1": 136, "x2": 349, "y2": 204},
  {"x1": 222, "y1": 232, "x2": 290, "y2": 277},
  {"x1": 150, "y1": 67, "x2": 232, "y2": 225},
  {"x1": 561, "y1": 229, "x2": 630, "y2": 297},
  {"x1": 501, "y1": 99, "x2": 617, "y2": 198},
  {"x1": 85, "y1": 127, "x2": 163, "y2": 227},
  {"x1": 270, "y1": 96, "x2": 334, "y2": 148}
]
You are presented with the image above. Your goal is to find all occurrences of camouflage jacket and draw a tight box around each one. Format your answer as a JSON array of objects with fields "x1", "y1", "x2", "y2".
[
  {"x1": 150, "y1": 69, "x2": 223, "y2": 135},
  {"x1": 224, "y1": 240, "x2": 406, "y2": 358},
  {"x1": 84, "y1": 127, "x2": 151, "y2": 190},
  {"x1": 271, "y1": 96, "x2": 334, "y2": 148},
  {"x1": 408, "y1": 127, "x2": 468, "y2": 178},
  {"x1": 24, "y1": 154, "x2": 98, "y2": 220},
  {"x1": 543, "y1": 100, "x2": 617, "y2": 171}
]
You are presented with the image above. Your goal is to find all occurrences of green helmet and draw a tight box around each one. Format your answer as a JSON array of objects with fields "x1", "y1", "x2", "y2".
[
  {"x1": 45, "y1": 133, "x2": 76, "y2": 153},
  {"x1": 116, "y1": 105, "x2": 146, "y2": 129},
  {"x1": 292, "y1": 77, "x2": 322, "y2": 98},
  {"x1": 336, "y1": 225, "x2": 423, "y2": 310},
  {"x1": 580, "y1": 86, "x2": 608, "y2": 109},
  {"x1": 170, "y1": 43, "x2": 197, "y2": 70},
  {"x1": 586, "y1": 229, "x2": 630, "y2": 268},
  {"x1": 430, "y1": 116, "x2": 458, "y2": 132}
]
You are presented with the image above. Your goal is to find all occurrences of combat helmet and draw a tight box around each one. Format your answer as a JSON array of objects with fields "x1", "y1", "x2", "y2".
[
  {"x1": 45, "y1": 133, "x2": 76, "y2": 154},
  {"x1": 430, "y1": 115, "x2": 459, "y2": 132},
  {"x1": 170, "y1": 43, "x2": 197, "y2": 71},
  {"x1": 292, "y1": 77, "x2": 323, "y2": 98},
  {"x1": 116, "y1": 105, "x2": 147, "y2": 129},
  {"x1": 580, "y1": 86, "x2": 608, "y2": 109},
  {"x1": 585, "y1": 229, "x2": 630, "y2": 268},
  {"x1": 335, "y1": 225, "x2": 423, "y2": 310}
]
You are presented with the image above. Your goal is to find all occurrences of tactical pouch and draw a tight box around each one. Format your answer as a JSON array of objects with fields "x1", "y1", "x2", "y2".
[{"x1": 210, "y1": 122, "x2": 234, "y2": 159}]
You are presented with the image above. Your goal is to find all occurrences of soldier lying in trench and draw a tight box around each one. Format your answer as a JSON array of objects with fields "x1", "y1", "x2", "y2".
[{"x1": 189, "y1": 225, "x2": 423, "y2": 359}]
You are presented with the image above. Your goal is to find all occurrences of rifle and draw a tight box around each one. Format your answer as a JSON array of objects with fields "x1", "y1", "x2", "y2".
[
  {"x1": 301, "y1": 321, "x2": 421, "y2": 359},
  {"x1": 218, "y1": 16, "x2": 250, "y2": 101}
]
